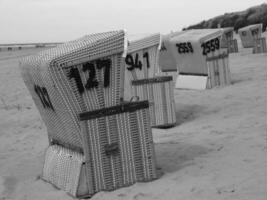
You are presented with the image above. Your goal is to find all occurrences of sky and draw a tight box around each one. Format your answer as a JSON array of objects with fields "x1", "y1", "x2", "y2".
[{"x1": 0, "y1": 0, "x2": 265, "y2": 43}]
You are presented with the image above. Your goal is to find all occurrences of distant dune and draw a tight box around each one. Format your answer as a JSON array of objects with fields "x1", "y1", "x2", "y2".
[{"x1": 184, "y1": 3, "x2": 267, "y2": 32}]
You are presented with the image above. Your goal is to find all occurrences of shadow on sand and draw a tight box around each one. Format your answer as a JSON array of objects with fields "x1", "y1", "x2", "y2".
[
  {"x1": 155, "y1": 142, "x2": 211, "y2": 174},
  {"x1": 153, "y1": 104, "x2": 206, "y2": 130},
  {"x1": 175, "y1": 104, "x2": 206, "y2": 126}
]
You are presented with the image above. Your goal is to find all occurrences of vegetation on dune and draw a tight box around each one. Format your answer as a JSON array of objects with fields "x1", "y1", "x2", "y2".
[{"x1": 183, "y1": 3, "x2": 267, "y2": 32}]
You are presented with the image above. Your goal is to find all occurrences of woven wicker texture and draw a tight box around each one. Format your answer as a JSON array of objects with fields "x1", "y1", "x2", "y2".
[
  {"x1": 124, "y1": 34, "x2": 160, "y2": 100},
  {"x1": 131, "y1": 77, "x2": 176, "y2": 127},
  {"x1": 253, "y1": 37, "x2": 267, "y2": 54},
  {"x1": 43, "y1": 101, "x2": 157, "y2": 198},
  {"x1": 42, "y1": 145, "x2": 87, "y2": 197},
  {"x1": 79, "y1": 101, "x2": 157, "y2": 194},
  {"x1": 20, "y1": 30, "x2": 126, "y2": 149},
  {"x1": 127, "y1": 33, "x2": 161, "y2": 55},
  {"x1": 123, "y1": 34, "x2": 176, "y2": 127},
  {"x1": 206, "y1": 49, "x2": 231, "y2": 88}
]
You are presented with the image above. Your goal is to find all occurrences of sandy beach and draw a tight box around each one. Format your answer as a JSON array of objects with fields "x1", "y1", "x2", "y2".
[{"x1": 0, "y1": 34, "x2": 267, "y2": 200}]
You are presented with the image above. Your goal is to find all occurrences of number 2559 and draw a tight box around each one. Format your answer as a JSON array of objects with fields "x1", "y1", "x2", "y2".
[{"x1": 201, "y1": 38, "x2": 220, "y2": 55}]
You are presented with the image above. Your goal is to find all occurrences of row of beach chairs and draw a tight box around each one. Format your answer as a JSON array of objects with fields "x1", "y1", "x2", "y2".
[{"x1": 19, "y1": 24, "x2": 267, "y2": 198}]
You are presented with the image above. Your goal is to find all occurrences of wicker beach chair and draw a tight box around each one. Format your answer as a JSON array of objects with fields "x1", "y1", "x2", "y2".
[
  {"x1": 206, "y1": 49, "x2": 231, "y2": 88},
  {"x1": 160, "y1": 29, "x2": 231, "y2": 90},
  {"x1": 124, "y1": 33, "x2": 161, "y2": 99},
  {"x1": 20, "y1": 31, "x2": 157, "y2": 198},
  {"x1": 252, "y1": 37, "x2": 267, "y2": 54},
  {"x1": 124, "y1": 33, "x2": 176, "y2": 128}
]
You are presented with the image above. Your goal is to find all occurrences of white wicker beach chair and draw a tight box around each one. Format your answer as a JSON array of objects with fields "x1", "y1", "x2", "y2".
[
  {"x1": 124, "y1": 33, "x2": 176, "y2": 128},
  {"x1": 20, "y1": 31, "x2": 157, "y2": 198},
  {"x1": 252, "y1": 37, "x2": 267, "y2": 54}
]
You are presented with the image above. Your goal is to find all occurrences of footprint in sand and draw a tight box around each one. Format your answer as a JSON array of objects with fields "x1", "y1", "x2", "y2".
[
  {"x1": 133, "y1": 192, "x2": 149, "y2": 200},
  {"x1": 117, "y1": 193, "x2": 126, "y2": 198}
]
